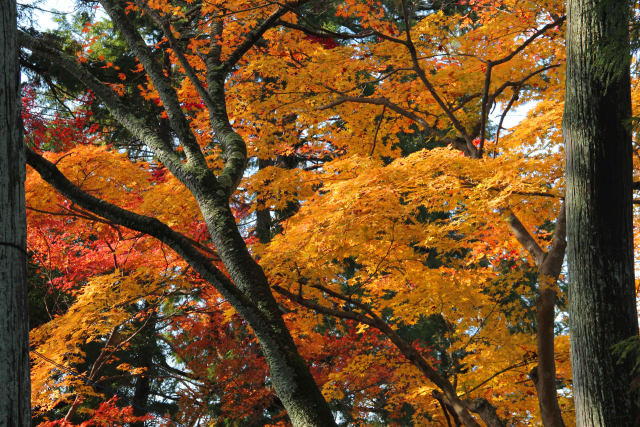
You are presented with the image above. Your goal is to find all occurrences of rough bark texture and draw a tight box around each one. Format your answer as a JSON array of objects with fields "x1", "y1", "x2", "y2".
[
  {"x1": 0, "y1": 0, "x2": 31, "y2": 423},
  {"x1": 564, "y1": 0, "x2": 640, "y2": 425}
]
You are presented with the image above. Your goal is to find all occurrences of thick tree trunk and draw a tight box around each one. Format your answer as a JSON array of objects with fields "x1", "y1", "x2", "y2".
[
  {"x1": 201, "y1": 200, "x2": 337, "y2": 427},
  {"x1": 0, "y1": 0, "x2": 31, "y2": 424},
  {"x1": 564, "y1": 0, "x2": 639, "y2": 425}
]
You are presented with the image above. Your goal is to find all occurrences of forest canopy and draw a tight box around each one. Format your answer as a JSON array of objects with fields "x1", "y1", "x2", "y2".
[{"x1": 15, "y1": 0, "x2": 639, "y2": 425}]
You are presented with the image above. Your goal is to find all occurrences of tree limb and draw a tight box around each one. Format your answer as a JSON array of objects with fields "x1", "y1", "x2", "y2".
[
  {"x1": 99, "y1": 0, "x2": 208, "y2": 170},
  {"x1": 25, "y1": 148, "x2": 259, "y2": 319}
]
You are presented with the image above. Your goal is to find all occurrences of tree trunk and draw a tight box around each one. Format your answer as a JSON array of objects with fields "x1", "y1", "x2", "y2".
[
  {"x1": 0, "y1": 0, "x2": 31, "y2": 424},
  {"x1": 201, "y1": 200, "x2": 337, "y2": 427},
  {"x1": 564, "y1": 0, "x2": 639, "y2": 425}
]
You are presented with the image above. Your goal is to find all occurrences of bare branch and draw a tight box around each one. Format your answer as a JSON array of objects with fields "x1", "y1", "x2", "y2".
[{"x1": 506, "y1": 211, "x2": 546, "y2": 266}]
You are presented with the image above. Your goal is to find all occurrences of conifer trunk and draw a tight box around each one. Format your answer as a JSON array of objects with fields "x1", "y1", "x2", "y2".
[
  {"x1": 564, "y1": 0, "x2": 639, "y2": 424},
  {"x1": 0, "y1": 0, "x2": 31, "y2": 423}
]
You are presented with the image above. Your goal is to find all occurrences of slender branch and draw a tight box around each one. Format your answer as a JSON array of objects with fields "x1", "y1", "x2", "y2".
[
  {"x1": 274, "y1": 279, "x2": 487, "y2": 427},
  {"x1": 477, "y1": 64, "x2": 493, "y2": 156},
  {"x1": 399, "y1": 0, "x2": 475, "y2": 156},
  {"x1": 222, "y1": 4, "x2": 294, "y2": 73},
  {"x1": 489, "y1": 16, "x2": 566, "y2": 67},
  {"x1": 492, "y1": 64, "x2": 560, "y2": 101},
  {"x1": 134, "y1": 0, "x2": 218, "y2": 115},
  {"x1": 370, "y1": 105, "x2": 386, "y2": 155},
  {"x1": 461, "y1": 360, "x2": 532, "y2": 396},
  {"x1": 65, "y1": 326, "x2": 121, "y2": 420},
  {"x1": 100, "y1": 0, "x2": 208, "y2": 170},
  {"x1": 478, "y1": 13, "x2": 565, "y2": 157},
  {"x1": 318, "y1": 96, "x2": 430, "y2": 128},
  {"x1": 506, "y1": 211, "x2": 545, "y2": 266},
  {"x1": 277, "y1": 19, "x2": 374, "y2": 40},
  {"x1": 273, "y1": 285, "x2": 376, "y2": 326},
  {"x1": 494, "y1": 86, "x2": 520, "y2": 149}
]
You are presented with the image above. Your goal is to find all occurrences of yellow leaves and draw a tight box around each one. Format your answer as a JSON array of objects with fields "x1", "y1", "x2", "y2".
[
  {"x1": 258, "y1": 139, "x2": 565, "y2": 419},
  {"x1": 30, "y1": 269, "x2": 172, "y2": 412},
  {"x1": 116, "y1": 363, "x2": 147, "y2": 375},
  {"x1": 246, "y1": 166, "x2": 316, "y2": 211}
]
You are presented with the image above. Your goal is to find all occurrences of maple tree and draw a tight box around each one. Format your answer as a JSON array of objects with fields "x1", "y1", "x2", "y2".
[{"x1": 17, "y1": 0, "x2": 640, "y2": 425}]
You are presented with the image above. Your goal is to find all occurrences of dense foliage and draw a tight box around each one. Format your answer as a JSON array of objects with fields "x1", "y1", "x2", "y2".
[{"x1": 18, "y1": 0, "x2": 640, "y2": 425}]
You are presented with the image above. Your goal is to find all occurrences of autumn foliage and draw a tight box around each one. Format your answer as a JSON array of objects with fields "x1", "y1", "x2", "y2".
[{"x1": 20, "y1": 0, "x2": 639, "y2": 425}]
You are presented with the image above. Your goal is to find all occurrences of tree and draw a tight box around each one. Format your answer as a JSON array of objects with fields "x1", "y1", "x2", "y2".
[
  {"x1": 0, "y1": 0, "x2": 30, "y2": 423},
  {"x1": 564, "y1": 0, "x2": 640, "y2": 424},
  {"x1": 19, "y1": 0, "x2": 580, "y2": 424},
  {"x1": 30, "y1": 0, "x2": 640, "y2": 424},
  {"x1": 20, "y1": 1, "x2": 338, "y2": 425}
]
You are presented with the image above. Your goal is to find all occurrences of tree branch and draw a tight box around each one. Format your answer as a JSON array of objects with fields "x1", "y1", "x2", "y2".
[
  {"x1": 100, "y1": 0, "x2": 208, "y2": 170},
  {"x1": 399, "y1": 0, "x2": 476, "y2": 156},
  {"x1": 506, "y1": 211, "x2": 546, "y2": 266},
  {"x1": 18, "y1": 31, "x2": 184, "y2": 174},
  {"x1": 26, "y1": 148, "x2": 259, "y2": 319},
  {"x1": 134, "y1": 0, "x2": 218, "y2": 114},
  {"x1": 318, "y1": 95, "x2": 430, "y2": 128},
  {"x1": 488, "y1": 16, "x2": 566, "y2": 68},
  {"x1": 274, "y1": 279, "x2": 486, "y2": 427},
  {"x1": 222, "y1": 4, "x2": 293, "y2": 73}
]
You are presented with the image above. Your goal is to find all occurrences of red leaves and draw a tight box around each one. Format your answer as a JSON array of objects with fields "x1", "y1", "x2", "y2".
[
  {"x1": 303, "y1": 35, "x2": 338, "y2": 50},
  {"x1": 149, "y1": 165, "x2": 168, "y2": 183},
  {"x1": 38, "y1": 397, "x2": 153, "y2": 427},
  {"x1": 22, "y1": 88, "x2": 99, "y2": 153}
]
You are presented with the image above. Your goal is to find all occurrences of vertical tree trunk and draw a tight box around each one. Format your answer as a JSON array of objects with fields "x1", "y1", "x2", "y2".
[
  {"x1": 564, "y1": 0, "x2": 639, "y2": 425},
  {"x1": 0, "y1": 0, "x2": 31, "y2": 424}
]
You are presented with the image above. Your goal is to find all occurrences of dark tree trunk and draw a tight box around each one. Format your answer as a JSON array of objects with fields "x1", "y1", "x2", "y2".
[
  {"x1": 0, "y1": 0, "x2": 31, "y2": 423},
  {"x1": 256, "y1": 158, "x2": 273, "y2": 244},
  {"x1": 564, "y1": 0, "x2": 639, "y2": 424},
  {"x1": 131, "y1": 312, "x2": 156, "y2": 427}
]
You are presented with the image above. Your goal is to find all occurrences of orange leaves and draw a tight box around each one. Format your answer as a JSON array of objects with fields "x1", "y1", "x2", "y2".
[
  {"x1": 27, "y1": 0, "x2": 576, "y2": 423},
  {"x1": 259, "y1": 145, "x2": 564, "y2": 421}
]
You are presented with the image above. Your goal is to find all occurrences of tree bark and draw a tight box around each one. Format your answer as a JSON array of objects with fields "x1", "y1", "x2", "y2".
[
  {"x1": 508, "y1": 205, "x2": 567, "y2": 427},
  {"x1": 536, "y1": 206, "x2": 567, "y2": 427},
  {"x1": 564, "y1": 0, "x2": 639, "y2": 424},
  {"x1": 0, "y1": 0, "x2": 31, "y2": 423}
]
